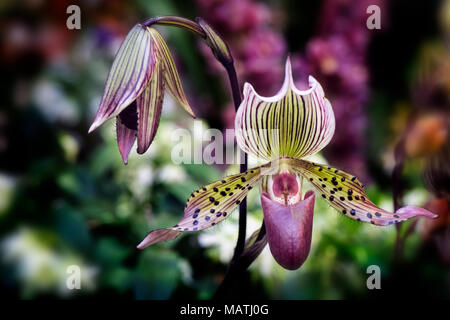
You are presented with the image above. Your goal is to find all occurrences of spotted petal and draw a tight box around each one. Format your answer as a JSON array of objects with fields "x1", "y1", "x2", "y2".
[
  {"x1": 235, "y1": 57, "x2": 335, "y2": 161},
  {"x1": 137, "y1": 163, "x2": 278, "y2": 249},
  {"x1": 288, "y1": 158, "x2": 438, "y2": 225},
  {"x1": 89, "y1": 24, "x2": 156, "y2": 133},
  {"x1": 149, "y1": 28, "x2": 195, "y2": 118}
]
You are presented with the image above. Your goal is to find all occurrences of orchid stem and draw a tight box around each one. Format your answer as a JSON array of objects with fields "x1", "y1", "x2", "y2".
[
  {"x1": 144, "y1": 15, "x2": 250, "y2": 296},
  {"x1": 224, "y1": 62, "x2": 248, "y2": 259}
]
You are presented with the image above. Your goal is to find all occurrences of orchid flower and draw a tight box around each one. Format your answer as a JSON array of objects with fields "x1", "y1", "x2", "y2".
[
  {"x1": 137, "y1": 57, "x2": 437, "y2": 270},
  {"x1": 88, "y1": 24, "x2": 195, "y2": 164}
]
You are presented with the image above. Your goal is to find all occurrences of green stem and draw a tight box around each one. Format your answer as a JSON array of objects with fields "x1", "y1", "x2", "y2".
[{"x1": 143, "y1": 15, "x2": 251, "y2": 290}]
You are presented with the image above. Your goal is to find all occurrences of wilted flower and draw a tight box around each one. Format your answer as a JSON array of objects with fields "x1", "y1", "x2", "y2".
[
  {"x1": 89, "y1": 24, "x2": 195, "y2": 164},
  {"x1": 137, "y1": 58, "x2": 437, "y2": 270}
]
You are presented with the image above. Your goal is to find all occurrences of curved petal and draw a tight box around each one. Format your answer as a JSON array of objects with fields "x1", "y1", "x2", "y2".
[
  {"x1": 235, "y1": 57, "x2": 335, "y2": 161},
  {"x1": 149, "y1": 27, "x2": 195, "y2": 118},
  {"x1": 137, "y1": 162, "x2": 278, "y2": 249},
  {"x1": 261, "y1": 190, "x2": 315, "y2": 270},
  {"x1": 116, "y1": 104, "x2": 137, "y2": 164},
  {"x1": 89, "y1": 24, "x2": 156, "y2": 132},
  {"x1": 136, "y1": 61, "x2": 165, "y2": 154},
  {"x1": 288, "y1": 158, "x2": 438, "y2": 225}
]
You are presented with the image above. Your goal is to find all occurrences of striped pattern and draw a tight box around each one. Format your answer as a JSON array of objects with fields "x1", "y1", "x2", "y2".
[
  {"x1": 89, "y1": 24, "x2": 156, "y2": 133},
  {"x1": 287, "y1": 158, "x2": 437, "y2": 225},
  {"x1": 235, "y1": 58, "x2": 335, "y2": 161},
  {"x1": 149, "y1": 28, "x2": 195, "y2": 118},
  {"x1": 136, "y1": 61, "x2": 165, "y2": 154},
  {"x1": 143, "y1": 16, "x2": 206, "y2": 38}
]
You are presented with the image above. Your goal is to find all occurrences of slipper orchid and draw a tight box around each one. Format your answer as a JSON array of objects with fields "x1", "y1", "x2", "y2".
[
  {"x1": 88, "y1": 24, "x2": 195, "y2": 164},
  {"x1": 138, "y1": 57, "x2": 437, "y2": 270}
]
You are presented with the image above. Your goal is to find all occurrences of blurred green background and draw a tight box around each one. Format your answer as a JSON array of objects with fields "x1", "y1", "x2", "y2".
[{"x1": 0, "y1": 0, "x2": 449, "y2": 299}]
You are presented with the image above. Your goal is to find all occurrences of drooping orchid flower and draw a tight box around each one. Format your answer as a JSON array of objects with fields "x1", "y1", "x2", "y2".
[
  {"x1": 88, "y1": 24, "x2": 195, "y2": 164},
  {"x1": 138, "y1": 57, "x2": 437, "y2": 270}
]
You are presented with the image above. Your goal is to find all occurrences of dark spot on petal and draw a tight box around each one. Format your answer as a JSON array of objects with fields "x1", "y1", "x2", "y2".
[
  {"x1": 343, "y1": 209, "x2": 347, "y2": 214},
  {"x1": 309, "y1": 178, "x2": 313, "y2": 181},
  {"x1": 220, "y1": 191, "x2": 227, "y2": 196},
  {"x1": 322, "y1": 184, "x2": 326, "y2": 188},
  {"x1": 226, "y1": 188, "x2": 230, "y2": 191},
  {"x1": 236, "y1": 200, "x2": 241, "y2": 205},
  {"x1": 193, "y1": 220, "x2": 198, "y2": 226},
  {"x1": 222, "y1": 180, "x2": 226, "y2": 183},
  {"x1": 329, "y1": 196, "x2": 334, "y2": 201},
  {"x1": 202, "y1": 187, "x2": 207, "y2": 191},
  {"x1": 210, "y1": 209, "x2": 215, "y2": 213},
  {"x1": 213, "y1": 187, "x2": 218, "y2": 192},
  {"x1": 375, "y1": 212, "x2": 382, "y2": 217},
  {"x1": 241, "y1": 177, "x2": 246, "y2": 182},
  {"x1": 319, "y1": 168, "x2": 322, "y2": 171},
  {"x1": 355, "y1": 195, "x2": 360, "y2": 200},
  {"x1": 348, "y1": 189, "x2": 353, "y2": 195},
  {"x1": 229, "y1": 192, "x2": 234, "y2": 196},
  {"x1": 341, "y1": 177, "x2": 345, "y2": 182},
  {"x1": 340, "y1": 196, "x2": 345, "y2": 201},
  {"x1": 323, "y1": 178, "x2": 328, "y2": 181},
  {"x1": 216, "y1": 212, "x2": 222, "y2": 217},
  {"x1": 348, "y1": 196, "x2": 353, "y2": 201},
  {"x1": 193, "y1": 213, "x2": 198, "y2": 218},
  {"x1": 367, "y1": 213, "x2": 372, "y2": 218},
  {"x1": 223, "y1": 212, "x2": 228, "y2": 217},
  {"x1": 184, "y1": 228, "x2": 189, "y2": 231},
  {"x1": 205, "y1": 216, "x2": 210, "y2": 221},
  {"x1": 351, "y1": 176, "x2": 356, "y2": 182},
  {"x1": 332, "y1": 181, "x2": 338, "y2": 186},
  {"x1": 350, "y1": 209, "x2": 356, "y2": 215},
  {"x1": 209, "y1": 197, "x2": 215, "y2": 202},
  {"x1": 248, "y1": 186, "x2": 253, "y2": 190},
  {"x1": 331, "y1": 190, "x2": 335, "y2": 194},
  {"x1": 214, "y1": 201, "x2": 219, "y2": 205},
  {"x1": 322, "y1": 194, "x2": 326, "y2": 198}
]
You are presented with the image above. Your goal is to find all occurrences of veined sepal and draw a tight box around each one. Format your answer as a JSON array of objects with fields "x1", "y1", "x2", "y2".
[{"x1": 235, "y1": 57, "x2": 335, "y2": 161}]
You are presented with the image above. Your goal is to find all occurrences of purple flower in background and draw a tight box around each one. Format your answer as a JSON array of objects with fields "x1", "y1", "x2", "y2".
[
  {"x1": 196, "y1": 0, "x2": 286, "y2": 98},
  {"x1": 293, "y1": 0, "x2": 388, "y2": 180}
]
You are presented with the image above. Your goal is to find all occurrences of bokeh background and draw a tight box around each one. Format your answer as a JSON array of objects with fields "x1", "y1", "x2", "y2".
[{"x1": 0, "y1": 0, "x2": 449, "y2": 299}]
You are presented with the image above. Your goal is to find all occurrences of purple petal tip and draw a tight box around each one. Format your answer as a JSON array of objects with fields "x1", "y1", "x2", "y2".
[
  {"x1": 137, "y1": 229, "x2": 181, "y2": 249},
  {"x1": 396, "y1": 206, "x2": 438, "y2": 220}
]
